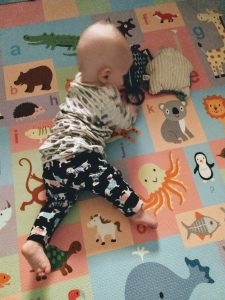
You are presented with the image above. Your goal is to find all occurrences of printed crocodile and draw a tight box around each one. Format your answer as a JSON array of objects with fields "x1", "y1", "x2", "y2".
[{"x1": 23, "y1": 33, "x2": 80, "y2": 56}]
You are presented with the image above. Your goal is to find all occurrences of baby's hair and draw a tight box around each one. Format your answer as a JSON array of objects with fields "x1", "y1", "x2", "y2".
[{"x1": 76, "y1": 21, "x2": 131, "y2": 79}]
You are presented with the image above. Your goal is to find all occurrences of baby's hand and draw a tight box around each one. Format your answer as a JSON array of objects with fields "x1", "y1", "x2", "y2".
[
  {"x1": 127, "y1": 103, "x2": 139, "y2": 114},
  {"x1": 114, "y1": 128, "x2": 123, "y2": 135}
]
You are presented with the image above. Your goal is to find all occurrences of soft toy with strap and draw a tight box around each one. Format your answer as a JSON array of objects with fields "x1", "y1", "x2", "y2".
[{"x1": 123, "y1": 44, "x2": 153, "y2": 105}]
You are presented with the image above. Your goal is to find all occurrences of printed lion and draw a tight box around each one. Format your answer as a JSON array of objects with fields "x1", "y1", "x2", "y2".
[{"x1": 203, "y1": 95, "x2": 225, "y2": 119}]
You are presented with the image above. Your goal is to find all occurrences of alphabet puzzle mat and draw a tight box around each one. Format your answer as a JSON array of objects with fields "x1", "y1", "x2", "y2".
[{"x1": 0, "y1": 0, "x2": 225, "y2": 299}]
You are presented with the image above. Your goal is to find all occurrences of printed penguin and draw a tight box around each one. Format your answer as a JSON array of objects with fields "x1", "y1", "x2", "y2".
[{"x1": 193, "y1": 152, "x2": 214, "y2": 181}]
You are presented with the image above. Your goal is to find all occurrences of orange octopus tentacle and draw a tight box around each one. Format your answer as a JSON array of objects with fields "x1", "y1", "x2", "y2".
[
  {"x1": 169, "y1": 159, "x2": 180, "y2": 177},
  {"x1": 144, "y1": 193, "x2": 157, "y2": 206},
  {"x1": 163, "y1": 188, "x2": 174, "y2": 211},
  {"x1": 138, "y1": 194, "x2": 148, "y2": 202},
  {"x1": 167, "y1": 178, "x2": 187, "y2": 191},
  {"x1": 143, "y1": 194, "x2": 158, "y2": 210},
  {"x1": 153, "y1": 193, "x2": 164, "y2": 215},
  {"x1": 142, "y1": 193, "x2": 155, "y2": 204},
  {"x1": 166, "y1": 151, "x2": 174, "y2": 175},
  {"x1": 166, "y1": 155, "x2": 180, "y2": 178},
  {"x1": 166, "y1": 184, "x2": 185, "y2": 205}
]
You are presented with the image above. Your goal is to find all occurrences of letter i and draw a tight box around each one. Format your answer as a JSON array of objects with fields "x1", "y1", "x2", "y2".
[
  {"x1": 49, "y1": 95, "x2": 58, "y2": 106},
  {"x1": 14, "y1": 129, "x2": 19, "y2": 144}
]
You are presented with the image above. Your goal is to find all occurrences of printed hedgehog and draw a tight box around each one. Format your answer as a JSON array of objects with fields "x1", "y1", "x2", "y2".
[{"x1": 13, "y1": 102, "x2": 45, "y2": 121}]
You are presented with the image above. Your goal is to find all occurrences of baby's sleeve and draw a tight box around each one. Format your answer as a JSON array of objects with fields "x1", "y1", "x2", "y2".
[
  {"x1": 115, "y1": 102, "x2": 138, "y2": 130},
  {"x1": 102, "y1": 87, "x2": 138, "y2": 131}
]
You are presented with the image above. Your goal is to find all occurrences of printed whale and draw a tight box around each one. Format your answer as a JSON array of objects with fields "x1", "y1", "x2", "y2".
[{"x1": 125, "y1": 257, "x2": 214, "y2": 300}]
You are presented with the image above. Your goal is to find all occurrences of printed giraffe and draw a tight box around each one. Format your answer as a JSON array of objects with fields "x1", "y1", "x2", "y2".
[{"x1": 197, "y1": 9, "x2": 225, "y2": 78}]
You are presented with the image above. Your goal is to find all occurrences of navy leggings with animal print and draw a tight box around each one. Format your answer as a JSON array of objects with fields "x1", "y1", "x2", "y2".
[{"x1": 27, "y1": 151, "x2": 143, "y2": 247}]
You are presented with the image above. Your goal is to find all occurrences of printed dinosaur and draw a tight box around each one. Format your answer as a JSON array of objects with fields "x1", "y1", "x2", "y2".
[{"x1": 23, "y1": 33, "x2": 80, "y2": 56}]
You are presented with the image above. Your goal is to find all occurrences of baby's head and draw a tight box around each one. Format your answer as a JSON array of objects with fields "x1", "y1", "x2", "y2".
[{"x1": 77, "y1": 21, "x2": 132, "y2": 87}]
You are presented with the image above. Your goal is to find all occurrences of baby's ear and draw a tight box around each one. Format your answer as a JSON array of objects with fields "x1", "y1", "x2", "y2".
[{"x1": 98, "y1": 67, "x2": 112, "y2": 84}]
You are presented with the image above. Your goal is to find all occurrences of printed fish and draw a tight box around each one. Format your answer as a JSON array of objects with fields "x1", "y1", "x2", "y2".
[
  {"x1": 125, "y1": 257, "x2": 214, "y2": 300},
  {"x1": 0, "y1": 273, "x2": 11, "y2": 288},
  {"x1": 25, "y1": 126, "x2": 51, "y2": 143},
  {"x1": 181, "y1": 212, "x2": 220, "y2": 240}
]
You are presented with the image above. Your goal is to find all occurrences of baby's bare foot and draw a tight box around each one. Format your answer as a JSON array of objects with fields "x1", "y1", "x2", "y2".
[
  {"x1": 129, "y1": 209, "x2": 158, "y2": 229},
  {"x1": 21, "y1": 240, "x2": 51, "y2": 279}
]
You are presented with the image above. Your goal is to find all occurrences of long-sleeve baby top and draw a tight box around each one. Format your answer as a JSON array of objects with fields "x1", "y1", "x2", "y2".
[{"x1": 39, "y1": 74, "x2": 137, "y2": 164}]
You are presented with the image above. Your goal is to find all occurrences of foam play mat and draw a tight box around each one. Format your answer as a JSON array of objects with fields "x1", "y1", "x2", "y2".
[
  {"x1": 0, "y1": 0, "x2": 32, "y2": 5},
  {"x1": 0, "y1": 0, "x2": 225, "y2": 299}
]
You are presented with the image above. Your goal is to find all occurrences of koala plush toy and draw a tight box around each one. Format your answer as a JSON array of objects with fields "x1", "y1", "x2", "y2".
[{"x1": 159, "y1": 100, "x2": 194, "y2": 144}]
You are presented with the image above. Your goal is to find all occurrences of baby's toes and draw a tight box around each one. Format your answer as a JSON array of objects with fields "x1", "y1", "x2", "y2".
[
  {"x1": 43, "y1": 263, "x2": 51, "y2": 274},
  {"x1": 36, "y1": 274, "x2": 47, "y2": 281},
  {"x1": 36, "y1": 268, "x2": 47, "y2": 281}
]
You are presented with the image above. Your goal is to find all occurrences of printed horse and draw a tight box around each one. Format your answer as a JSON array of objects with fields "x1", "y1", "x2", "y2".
[{"x1": 87, "y1": 213, "x2": 122, "y2": 245}]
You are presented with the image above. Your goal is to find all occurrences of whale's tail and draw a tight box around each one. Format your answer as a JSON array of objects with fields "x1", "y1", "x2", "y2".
[{"x1": 185, "y1": 257, "x2": 214, "y2": 285}]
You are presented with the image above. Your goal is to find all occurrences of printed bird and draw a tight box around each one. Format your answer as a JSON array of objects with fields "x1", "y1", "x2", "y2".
[
  {"x1": 217, "y1": 148, "x2": 225, "y2": 158},
  {"x1": 194, "y1": 152, "x2": 214, "y2": 181}
]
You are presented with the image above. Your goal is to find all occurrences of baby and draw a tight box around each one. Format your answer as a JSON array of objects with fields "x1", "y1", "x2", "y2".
[{"x1": 22, "y1": 21, "x2": 158, "y2": 279}]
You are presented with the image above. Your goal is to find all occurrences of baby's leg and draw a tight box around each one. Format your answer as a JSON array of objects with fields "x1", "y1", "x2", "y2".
[
  {"x1": 22, "y1": 193, "x2": 57, "y2": 279},
  {"x1": 90, "y1": 158, "x2": 158, "y2": 229},
  {"x1": 21, "y1": 240, "x2": 51, "y2": 280},
  {"x1": 22, "y1": 160, "x2": 78, "y2": 279}
]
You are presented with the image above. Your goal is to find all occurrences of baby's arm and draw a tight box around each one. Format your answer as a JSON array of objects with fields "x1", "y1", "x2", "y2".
[
  {"x1": 102, "y1": 87, "x2": 139, "y2": 131},
  {"x1": 115, "y1": 102, "x2": 139, "y2": 131}
]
